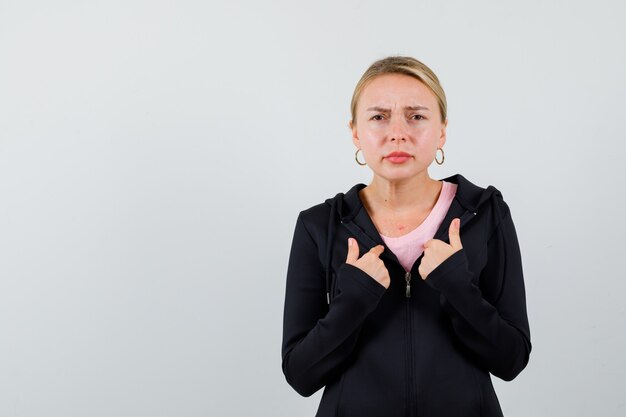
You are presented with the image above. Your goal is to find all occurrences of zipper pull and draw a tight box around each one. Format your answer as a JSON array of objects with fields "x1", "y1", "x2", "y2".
[{"x1": 405, "y1": 271, "x2": 412, "y2": 298}]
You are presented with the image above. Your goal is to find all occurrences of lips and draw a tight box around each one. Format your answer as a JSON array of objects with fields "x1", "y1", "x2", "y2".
[{"x1": 385, "y1": 151, "x2": 412, "y2": 164}]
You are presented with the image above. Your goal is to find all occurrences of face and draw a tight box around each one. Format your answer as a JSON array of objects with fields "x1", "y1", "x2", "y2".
[{"x1": 350, "y1": 73, "x2": 447, "y2": 182}]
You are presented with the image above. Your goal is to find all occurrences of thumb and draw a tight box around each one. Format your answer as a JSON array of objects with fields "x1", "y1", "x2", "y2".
[
  {"x1": 448, "y1": 218, "x2": 463, "y2": 250},
  {"x1": 346, "y1": 238, "x2": 359, "y2": 264}
]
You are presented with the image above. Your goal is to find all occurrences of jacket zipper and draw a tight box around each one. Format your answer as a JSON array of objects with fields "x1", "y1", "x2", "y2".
[
  {"x1": 405, "y1": 271, "x2": 412, "y2": 298},
  {"x1": 406, "y1": 289, "x2": 415, "y2": 417}
]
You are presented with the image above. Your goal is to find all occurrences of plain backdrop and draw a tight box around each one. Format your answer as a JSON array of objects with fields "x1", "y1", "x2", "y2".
[{"x1": 1, "y1": 0, "x2": 625, "y2": 416}]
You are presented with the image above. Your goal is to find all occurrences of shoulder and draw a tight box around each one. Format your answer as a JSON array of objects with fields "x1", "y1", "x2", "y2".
[
  {"x1": 293, "y1": 192, "x2": 341, "y2": 243},
  {"x1": 295, "y1": 201, "x2": 332, "y2": 240},
  {"x1": 294, "y1": 182, "x2": 362, "y2": 242}
]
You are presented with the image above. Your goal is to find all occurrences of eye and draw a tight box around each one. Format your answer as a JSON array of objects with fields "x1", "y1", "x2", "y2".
[
  {"x1": 411, "y1": 114, "x2": 425, "y2": 120},
  {"x1": 370, "y1": 114, "x2": 385, "y2": 121}
]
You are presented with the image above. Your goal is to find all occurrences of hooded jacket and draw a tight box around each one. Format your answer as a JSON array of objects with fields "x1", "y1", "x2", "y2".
[{"x1": 281, "y1": 173, "x2": 531, "y2": 417}]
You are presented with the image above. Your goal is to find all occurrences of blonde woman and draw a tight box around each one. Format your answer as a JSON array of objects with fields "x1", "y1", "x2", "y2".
[{"x1": 281, "y1": 56, "x2": 531, "y2": 417}]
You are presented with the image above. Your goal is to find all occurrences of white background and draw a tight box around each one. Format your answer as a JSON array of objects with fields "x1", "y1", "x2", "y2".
[{"x1": 1, "y1": 1, "x2": 625, "y2": 416}]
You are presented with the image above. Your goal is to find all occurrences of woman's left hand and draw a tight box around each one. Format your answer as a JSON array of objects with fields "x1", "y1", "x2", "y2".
[{"x1": 418, "y1": 218, "x2": 463, "y2": 280}]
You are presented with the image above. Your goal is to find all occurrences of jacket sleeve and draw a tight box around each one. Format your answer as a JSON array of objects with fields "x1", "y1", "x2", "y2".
[
  {"x1": 281, "y1": 212, "x2": 387, "y2": 397},
  {"x1": 424, "y1": 198, "x2": 531, "y2": 381}
]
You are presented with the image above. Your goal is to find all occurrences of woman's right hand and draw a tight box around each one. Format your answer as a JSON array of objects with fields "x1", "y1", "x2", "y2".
[{"x1": 345, "y1": 238, "x2": 391, "y2": 289}]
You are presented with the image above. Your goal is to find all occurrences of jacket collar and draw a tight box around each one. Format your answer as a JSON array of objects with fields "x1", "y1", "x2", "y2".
[{"x1": 327, "y1": 174, "x2": 499, "y2": 258}]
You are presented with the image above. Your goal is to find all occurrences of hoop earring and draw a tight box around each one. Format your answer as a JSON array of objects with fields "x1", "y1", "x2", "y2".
[
  {"x1": 355, "y1": 148, "x2": 367, "y2": 166},
  {"x1": 435, "y1": 147, "x2": 445, "y2": 165}
]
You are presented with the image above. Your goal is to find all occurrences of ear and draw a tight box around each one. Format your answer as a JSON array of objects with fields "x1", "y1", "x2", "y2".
[
  {"x1": 438, "y1": 119, "x2": 447, "y2": 148},
  {"x1": 349, "y1": 120, "x2": 360, "y2": 148}
]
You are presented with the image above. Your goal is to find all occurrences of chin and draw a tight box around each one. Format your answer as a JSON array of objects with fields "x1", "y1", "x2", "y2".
[{"x1": 374, "y1": 167, "x2": 423, "y2": 182}]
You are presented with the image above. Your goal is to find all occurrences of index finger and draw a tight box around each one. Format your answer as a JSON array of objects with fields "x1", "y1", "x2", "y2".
[{"x1": 368, "y1": 245, "x2": 385, "y2": 256}]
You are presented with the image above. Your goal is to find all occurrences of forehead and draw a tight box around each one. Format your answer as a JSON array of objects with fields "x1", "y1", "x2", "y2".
[{"x1": 358, "y1": 73, "x2": 436, "y2": 109}]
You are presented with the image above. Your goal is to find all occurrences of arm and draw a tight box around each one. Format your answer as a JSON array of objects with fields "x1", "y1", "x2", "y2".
[
  {"x1": 424, "y1": 199, "x2": 531, "y2": 381},
  {"x1": 281, "y1": 212, "x2": 386, "y2": 396}
]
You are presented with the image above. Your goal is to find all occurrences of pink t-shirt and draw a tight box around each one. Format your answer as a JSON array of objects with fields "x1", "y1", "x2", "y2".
[{"x1": 380, "y1": 181, "x2": 458, "y2": 273}]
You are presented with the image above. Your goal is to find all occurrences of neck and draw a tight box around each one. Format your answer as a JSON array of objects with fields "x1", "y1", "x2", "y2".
[{"x1": 362, "y1": 171, "x2": 442, "y2": 213}]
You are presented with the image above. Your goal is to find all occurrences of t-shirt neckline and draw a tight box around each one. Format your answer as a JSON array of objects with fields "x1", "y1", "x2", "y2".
[{"x1": 379, "y1": 180, "x2": 452, "y2": 240}]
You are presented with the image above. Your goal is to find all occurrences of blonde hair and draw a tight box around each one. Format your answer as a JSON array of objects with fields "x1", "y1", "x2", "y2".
[{"x1": 350, "y1": 56, "x2": 447, "y2": 125}]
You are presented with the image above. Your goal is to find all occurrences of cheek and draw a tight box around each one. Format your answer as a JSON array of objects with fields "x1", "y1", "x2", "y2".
[
  {"x1": 415, "y1": 126, "x2": 443, "y2": 145},
  {"x1": 414, "y1": 123, "x2": 437, "y2": 135},
  {"x1": 356, "y1": 130, "x2": 380, "y2": 147}
]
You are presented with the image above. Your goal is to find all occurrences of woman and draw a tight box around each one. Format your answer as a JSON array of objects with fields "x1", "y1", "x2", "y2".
[{"x1": 281, "y1": 56, "x2": 531, "y2": 417}]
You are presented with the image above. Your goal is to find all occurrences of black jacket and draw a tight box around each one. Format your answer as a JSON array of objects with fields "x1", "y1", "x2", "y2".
[{"x1": 281, "y1": 173, "x2": 531, "y2": 417}]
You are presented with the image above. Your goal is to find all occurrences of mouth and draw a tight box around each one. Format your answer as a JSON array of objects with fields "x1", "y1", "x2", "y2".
[{"x1": 384, "y1": 151, "x2": 412, "y2": 164}]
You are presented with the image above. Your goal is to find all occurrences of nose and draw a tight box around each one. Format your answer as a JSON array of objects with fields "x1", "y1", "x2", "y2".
[{"x1": 388, "y1": 117, "x2": 408, "y2": 142}]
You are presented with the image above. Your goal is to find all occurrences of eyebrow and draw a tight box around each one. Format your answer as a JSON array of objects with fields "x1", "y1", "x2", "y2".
[{"x1": 366, "y1": 105, "x2": 431, "y2": 112}]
